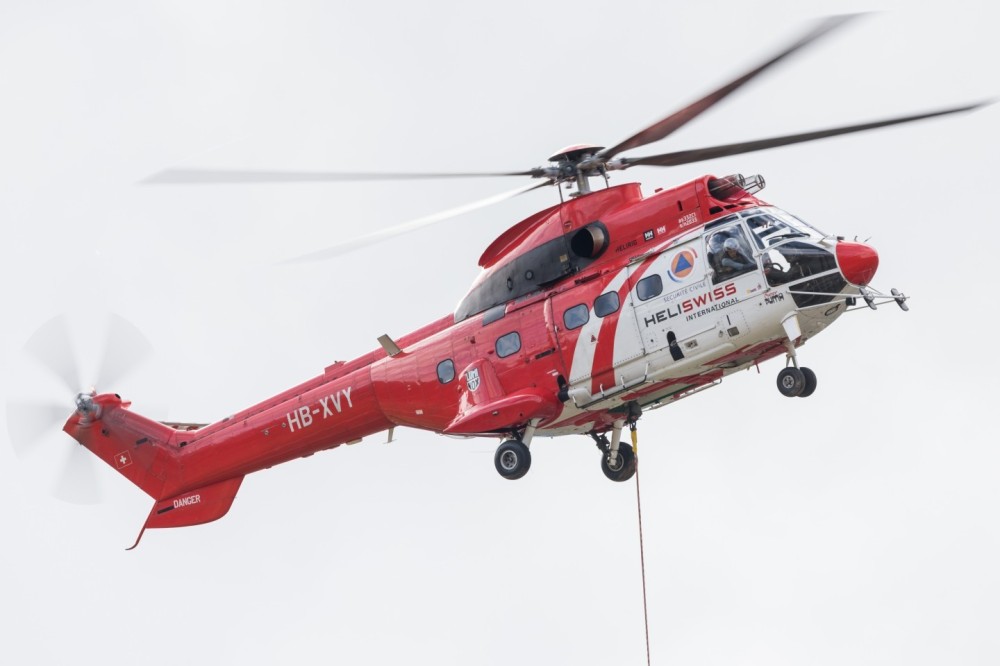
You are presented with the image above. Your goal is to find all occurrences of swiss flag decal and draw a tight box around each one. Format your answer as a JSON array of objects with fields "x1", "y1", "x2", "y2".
[{"x1": 114, "y1": 450, "x2": 133, "y2": 469}]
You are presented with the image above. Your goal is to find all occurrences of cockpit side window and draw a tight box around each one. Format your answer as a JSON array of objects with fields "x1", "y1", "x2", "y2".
[
  {"x1": 762, "y1": 241, "x2": 842, "y2": 298},
  {"x1": 745, "y1": 213, "x2": 807, "y2": 248},
  {"x1": 708, "y1": 226, "x2": 756, "y2": 284}
]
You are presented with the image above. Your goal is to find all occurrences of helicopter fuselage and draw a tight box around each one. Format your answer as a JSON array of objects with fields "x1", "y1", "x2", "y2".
[{"x1": 63, "y1": 173, "x2": 884, "y2": 541}]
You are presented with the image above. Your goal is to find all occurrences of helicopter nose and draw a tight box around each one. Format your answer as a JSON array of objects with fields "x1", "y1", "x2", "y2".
[{"x1": 836, "y1": 241, "x2": 879, "y2": 286}]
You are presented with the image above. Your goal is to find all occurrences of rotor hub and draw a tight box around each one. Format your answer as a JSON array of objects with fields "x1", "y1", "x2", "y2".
[
  {"x1": 75, "y1": 389, "x2": 101, "y2": 422},
  {"x1": 548, "y1": 144, "x2": 605, "y2": 163},
  {"x1": 545, "y1": 144, "x2": 612, "y2": 195}
]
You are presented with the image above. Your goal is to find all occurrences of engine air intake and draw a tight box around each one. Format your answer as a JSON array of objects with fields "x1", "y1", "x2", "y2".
[{"x1": 708, "y1": 173, "x2": 766, "y2": 201}]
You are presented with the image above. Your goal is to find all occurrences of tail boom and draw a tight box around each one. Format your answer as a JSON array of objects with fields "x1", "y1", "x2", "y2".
[{"x1": 63, "y1": 363, "x2": 393, "y2": 546}]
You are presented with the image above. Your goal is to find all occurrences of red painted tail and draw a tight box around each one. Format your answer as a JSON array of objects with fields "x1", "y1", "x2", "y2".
[{"x1": 64, "y1": 393, "x2": 244, "y2": 548}]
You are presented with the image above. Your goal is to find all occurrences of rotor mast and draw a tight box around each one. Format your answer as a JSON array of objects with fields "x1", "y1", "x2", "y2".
[{"x1": 547, "y1": 144, "x2": 610, "y2": 196}]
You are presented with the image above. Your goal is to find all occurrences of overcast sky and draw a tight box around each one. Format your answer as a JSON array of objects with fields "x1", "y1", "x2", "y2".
[{"x1": 2, "y1": 1, "x2": 998, "y2": 665}]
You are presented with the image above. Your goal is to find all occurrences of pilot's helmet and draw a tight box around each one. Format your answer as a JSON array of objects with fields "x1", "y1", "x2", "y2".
[{"x1": 723, "y1": 238, "x2": 740, "y2": 252}]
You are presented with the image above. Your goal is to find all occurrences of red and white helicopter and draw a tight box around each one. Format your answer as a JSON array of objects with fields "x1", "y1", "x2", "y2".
[{"x1": 15, "y1": 15, "x2": 986, "y2": 547}]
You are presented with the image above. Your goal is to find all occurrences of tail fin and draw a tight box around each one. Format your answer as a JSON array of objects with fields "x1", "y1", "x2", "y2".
[
  {"x1": 64, "y1": 393, "x2": 181, "y2": 499},
  {"x1": 64, "y1": 393, "x2": 244, "y2": 548}
]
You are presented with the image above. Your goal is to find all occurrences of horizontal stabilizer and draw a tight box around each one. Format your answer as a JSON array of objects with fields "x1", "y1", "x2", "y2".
[{"x1": 127, "y1": 476, "x2": 244, "y2": 550}]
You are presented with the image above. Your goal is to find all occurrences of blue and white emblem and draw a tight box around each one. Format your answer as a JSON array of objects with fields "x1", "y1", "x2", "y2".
[{"x1": 466, "y1": 368, "x2": 481, "y2": 392}]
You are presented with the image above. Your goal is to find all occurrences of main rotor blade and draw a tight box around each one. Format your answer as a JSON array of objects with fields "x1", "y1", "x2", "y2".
[
  {"x1": 283, "y1": 180, "x2": 551, "y2": 264},
  {"x1": 620, "y1": 102, "x2": 990, "y2": 168},
  {"x1": 599, "y1": 14, "x2": 862, "y2": 160},
  {"x1": 24, "y1": 315, "x2": 81, "y2": 395},
  {"x1": 95, "y1": 314, "x2": 153, "y2": 390},
  {"x1": 141, "y1": 168, "x2": 544, "y2": 185}
]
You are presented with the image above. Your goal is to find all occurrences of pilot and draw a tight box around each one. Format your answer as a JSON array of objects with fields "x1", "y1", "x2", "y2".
[
  {"x1": 719, "y1": 238, "x2": 755, "y2": 273},
  {"x1": 762, "y1": 251, "x2": 793, "y2": 285}
]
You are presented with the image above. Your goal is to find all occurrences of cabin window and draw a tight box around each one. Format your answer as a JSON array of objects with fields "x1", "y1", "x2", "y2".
[
  {"x1": 594, "y1": 291, "x2": 620, "y2": 317},
  {"x1": 707, "y1": 226, "x2": 756, "y2": 284},
  {"x1": 496, "y1": 331, "x2": 521, "y2": 358},
  {"x1": 437, "y1": 359, "x2": 456, "y2": 384},
  {"x1": 563, "y1": 303, "x2": 589, "y2": 330},
  {"x1": 636, "y1": 274, "x2": 663, "y2": 301}
]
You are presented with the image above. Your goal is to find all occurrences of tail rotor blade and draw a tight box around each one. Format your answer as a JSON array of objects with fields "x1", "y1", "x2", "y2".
[
  {"x1": 13, "y1": 312, "x2": 157, "y2": 506},
  {"x1": 24, "y1": 315, "x2": 81, "y2": 394},
  {"x1": 5, "y1": 400, "x2": 68, "y2": 458},
  {"x1": 95, "y1": 314, "x2": 153, "y2": 390},
  {"x1": 52, "y1": 443, "x2": 102, "y2": 505}
]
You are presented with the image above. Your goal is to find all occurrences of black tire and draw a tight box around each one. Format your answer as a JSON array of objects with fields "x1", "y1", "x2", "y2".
[
  {"x1": 494, "y1": 440, "x2": 531, "y2": 480},
  {"x1": 799, "y1": 367, "x2": 817, "y2": 397},
  {"x1": 776, "y1": 367, "x2": 806, "y2": 397},
  {"x1": 601, "y1": 442, "x2": 636, "y2": 482}
]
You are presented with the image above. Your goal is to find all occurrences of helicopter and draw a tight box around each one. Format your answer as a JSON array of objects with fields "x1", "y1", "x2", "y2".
[{"x1": 27, "y1": 14, "x2": 985, "y2": 548}]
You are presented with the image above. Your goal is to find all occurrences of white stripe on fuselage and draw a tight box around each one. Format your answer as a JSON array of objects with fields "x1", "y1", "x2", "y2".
[
  {"x1": 569, "y1": 247, "x2": 678, "y2": 389},
  {"x1": 611, "y1": 251, "x2": 673, "y2": 371},
  {"x1": 568, "y1": 268, "x2": 630, "y2": 384}
]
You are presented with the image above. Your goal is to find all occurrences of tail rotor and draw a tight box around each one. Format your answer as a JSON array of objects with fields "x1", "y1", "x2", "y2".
[{"x1": 6, "y1": 313, "x2": 154, "y2": 505}]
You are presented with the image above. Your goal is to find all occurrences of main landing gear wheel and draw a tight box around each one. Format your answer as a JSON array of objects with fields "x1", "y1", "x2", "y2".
[
  {"x1": 494, "y1": 439, "x2": 531, "y2": 480},
  {"x1": 799, "y1": 367, "x2": 818, "y2": 397},
  {"x1": 601, "y1": 442, "x2": 636, "y2": 482},
  {"x1": 777, "y1": 367, "x2": 807, "y2": 397}
]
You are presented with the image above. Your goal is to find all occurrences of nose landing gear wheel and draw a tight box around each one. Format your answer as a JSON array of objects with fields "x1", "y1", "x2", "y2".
[
  {"x1": 777, "y1": 367, "x2": 807, "y2": 397},
  {"x1": 601, "y1": 442, "x2": 637, "y2": 482},
  {"x1": 494, "y1": 439, "x2": 531, "y2": 480},
  {"x1": 799, "y1": 366, "x2": 817, "y2": 397}
]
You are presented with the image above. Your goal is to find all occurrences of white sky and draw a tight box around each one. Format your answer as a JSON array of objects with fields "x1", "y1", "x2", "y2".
[{"x1": 2, "y1": 1, "x2": 998, "y2": 664}]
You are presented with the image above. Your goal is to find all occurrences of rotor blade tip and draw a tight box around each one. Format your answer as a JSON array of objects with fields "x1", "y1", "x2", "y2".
[{"x1": 137, "y1": 171, "x2": 182, "y2": 185}]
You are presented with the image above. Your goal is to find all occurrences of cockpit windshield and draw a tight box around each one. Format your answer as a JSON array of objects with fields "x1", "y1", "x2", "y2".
[{"x1": 741, "y1": 207, "x2": 825, "y2": 249}]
